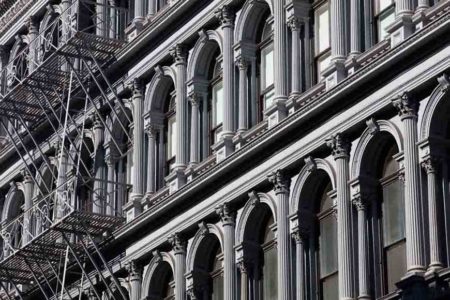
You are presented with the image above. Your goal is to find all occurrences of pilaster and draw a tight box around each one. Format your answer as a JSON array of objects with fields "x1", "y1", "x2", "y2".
[
  {"x1": 236, "y1": 57, "x2": 248, "y2": 134},
  {"x1": 392, "y1": 93, "x2": 426, "y2": 274},
  {"x1": 189, "y1": 93, "x2": 200, "y2": 166},
  {"x1": 288, "y1": 17, "x2": 302, "y2": 98},
  {"x1": 145, "y1": 122, "x2": 157, "y2": 195},
  {"x1": 127, "y1": 260, "x2": 142, "y2": 300},
  {"x1": 327, "y1": 133, "x2": 355, "y2": 300},
  {"x1": 291, "y1": 224, "x2": 309, "y2": 300},
  {"x1": 267, "y1": 170, "x2": 291, "y2": 300},
  {"x1": 168, "y1": 233, "x2": 186, "y2": 300}
]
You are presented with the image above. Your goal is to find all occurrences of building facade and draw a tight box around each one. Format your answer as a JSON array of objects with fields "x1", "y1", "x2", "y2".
[{"x1": 0, "y1": 0, "x2": 449, "y2": 299}]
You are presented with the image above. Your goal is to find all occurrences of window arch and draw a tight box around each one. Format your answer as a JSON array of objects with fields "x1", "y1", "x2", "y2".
[{"x1": 148, "y1": 260, "x2": 175, "y2": 299}]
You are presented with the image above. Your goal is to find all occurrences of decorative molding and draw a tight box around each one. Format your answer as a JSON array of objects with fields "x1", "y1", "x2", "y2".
[
  {"x1": 167, "y1": 232, "x2": 186, "y2": 254},
  {"x1": 267, "y1": 169, "x2": 291, "y2": 194},
  {"x1": 327, "y1": 133, "x2": 351, "y2": 159},
  {"x1": 392, "y1": 92, "x2": 419, "y2": 119},
  {"x1": 215, "y1": 5, "x2": 235, "y2": 27}
]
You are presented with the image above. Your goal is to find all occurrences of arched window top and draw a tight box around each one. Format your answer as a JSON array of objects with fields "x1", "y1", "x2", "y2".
[{"x1": 261, "y1": 17, "x2": 273, "y2": 42}]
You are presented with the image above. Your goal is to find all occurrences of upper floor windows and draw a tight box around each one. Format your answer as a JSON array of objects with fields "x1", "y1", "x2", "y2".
[
  {"x1": 314, "y1": 2, "x2": 331, "y2": 81},
  {"x1": 166, "y1": 92, "x2": 176, "y2": 174},
  {"x1": 260, "y1": 20, "x2": 274, "y2": 112},
  {"x1": 374, "y1": 0, "x2": 395, "y2": 41},
  {"x1": 210, "y1": 60, "x2": 223, "y2": 146}
]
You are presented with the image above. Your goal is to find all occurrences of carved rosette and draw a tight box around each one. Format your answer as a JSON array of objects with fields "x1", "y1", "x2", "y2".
[
  {"x1": 215, "y1": 5, "x2": 235, "y2": 27},
  {"x1": 327, "y1": 133, "x2": 351, "y2": 159},
  {"x1": 421, "y1": 157, "x2": 439, "y2": 174},
  {"x1": 215, "y1": 202, "x2": 235, "y2": 226},
  {"x1": 169, "y1": 44, "x2": 188, "y2": 65},
  {"x1": 267, "y1": 170, "x2": 291, "y2": 194},
  {"x1": 131, "y1": 78, "x2": 144, "y2": 98},
  {"x1": 168, "y1": 233, "x2": 186, "y2": 255},
  {"x1": 392, "y1": 92, "x2": 419, "y2": 120}
]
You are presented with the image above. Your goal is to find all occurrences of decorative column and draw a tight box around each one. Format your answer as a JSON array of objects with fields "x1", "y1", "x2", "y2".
[
  {"x1": 133, "y1": 0, "x2": 145, "y2": 32},
  {"x1": 292, "y1": 226, "x2": 308, "y2": 300},
  {"x1": 93, "y1": 114, "x2": 105, "y2": 214},
  {"x1": 236, "y1": 58, "x2": 248, "y2": 133},
  {"x1": 168, "y1": 45, "x2": 188, "y2": 192},
  {"x1": 352, "y1": 195, "x2": 370, "y2": 300},
  {"x1": 22, "y1": 170, "x2": 34, "y2": 244},
  {"x1": 168, "y1": 233, "x2": 186, "y2": 300},
  {"x1": 288, "y1": 17, "x2": 302, "y2": 97},
  {"x1": 416, "y1": 0, "x2": 429, "y2": 11},
  {"x1": 237, "y1": 261, "x2": 248, "y2": 300},
  {"x1": 396, "y1": 0, "x2": 415, "y2": 17},
  {"x1": 350, "y1": 0, "x2": 362, "y2": 56},
  {"x1": 327, "y1": 134, "x2": 355, "y2": 300},
  {"x1": 128, "y1": 260, "x2": 142, "y2": 300},
  {"x1": 104, "y1": 148, "x2": 116, "y2": 216},
  {"x1": 273, "y1": 0, "x2": 288, "y2": 102},
  {"x1": 392, "y1": 93, "x2": 426, "y2": 273},
  {"x1": 27, "y1": 16, "x2": 39, "y2": 73},
  {"x1": 268, "y1": 170, "x2": 291, "y2": 300},
  {"x1": 189, "y1": 94, "x2": 200, "y2": 165},
  {"x1": 421, "y1": 157, "x2": 444, "y2": 272},
  {"x1": 214, "y1": 6, "x2": 235, "y2": 160},
  {"x1": 145, "y1": 123, "x2": 157, "y2": 194},
  {"x1": 216, "y1": 203, "x2": 236, "y2": 300},
  {"x1": 56, "y1": 145, "x2": 68, "y2": 220},
  {"x1": 129, "y1": 79, "x2": 144, "y2": 218}
]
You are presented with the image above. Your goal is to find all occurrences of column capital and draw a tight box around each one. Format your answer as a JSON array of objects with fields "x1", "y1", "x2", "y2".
[
  {"x1": 26, "y1": 15, "x2": 40, "y2": 33},
  {"x1": 235, "y1": 57, "x2": 248, "y2": 70},
  {"x1": 104, "y1": 153, "x2": 117, "y2": 167},
  {"x1": 168, "y1": 232, "x2": 186, "y2": 255},
  {"x1": 127, "y1": 260, "x2": 142, "y2": 279},
  {"x1": 188, "y1": 93, "x2": 201, "y2": 106},
  {"x1": 287, "y1": 17, "x2": 301, "y2": 31},
  {"x1": 352, "y1": 193, "x2": 370, "y2": 211},
  {"x1": 21, "y1": 169, "x2": 33, "y2": 182},
  {"x1": 421, "y1": 157, "x2": 440, "y2": 174},
  {"x1": 215, "y1": 202, "x2": 235, "y2": 226},
  {"x1": 291, "y1": 226, "x2": 309, "y2": 244},
  {"x1": 169, "y1": 44, "x2": 188, "y2": 65},
  {"x1": 392, "y1": 92, "x2": 419, "y2": 120},
  {"x1": 215, "y1": 5, "x2": 235, "y2": 27},
  {"x1": 267, "y1": 169, "x2": 291, "y2": 194},
  {"x1": 144, "y1": 123, "x2": 157, "y2": 138},
  {"x1": 130, "y1": 78, "x2": 144, "y2": 98},
  {"x1": 326, "y1": 133, "x2": 351, "y2": 159},
  {"x1": 92, "y1": 113, "x2": 104, "y2": 130}
]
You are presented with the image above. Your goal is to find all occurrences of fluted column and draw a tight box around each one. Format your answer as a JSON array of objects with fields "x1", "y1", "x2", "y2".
[
  {"x1": 236, "y1": 58, "x2": 248, "y2": 133},
  {"x1": 421, "y1": 157, "x2": 443, "y2": 272},
  {"x1": 105, "y1": 151, "x2": 116, "y2": 215},
  {"x1": 352, "y1": 195, "x2": 370, "y2": 300},
  {"x1": 268, "y1": 170, "x2": 291, "y2": 300},
  {"x1": 145, "y1": 124, "x2": 157, "y2": 194},
  {"x1": 215, "y1": 6, "x2": 235, "y2": 138},
  {"x1": 416, "y1": 0, "x2": 429, "y2": 11},
  {"x1": 216, "y1": 203, "x2": 235, "y2": 300},
  {"x1": 189, "y1": 94, "x2": 200, "y2": 165},
  {"x1": 93, "y1": 115, "x2": 105, "y2": 214},
  {"x1": 327, "y1": 134, "x2": 355, "y2": 300},
  {"x1": 131, "y1": 79, "x2": 144, "y2": 209},
  {"x1": 288, "y1": 17, "x2": 302, "y2": 97},
  {"x1": 133, "y1": 0, "x2": 145, "y2": 27},
  {"x1": 237, "y1": 261, "x2": 248, "y2": 300},
  {"x1": 128, "y1": 260, "x2": 142, "y2": 300},
  {"x1": 169, "y1": 233, "x2": 186, "y2": 300},
  {"x1": 273, "y1": 0, "x2": 288, "y2": 102},
  {"x1": 330, "y1": 0, "x2": 347, "y2": 62},
  {"x1": 22, "y1": 170, "x2": 34, "y2": 244},
  {"x1": 170, "y1": 44, "x2": 188, "y2": 169},
  {"x1": 27, "y1": 16, "x2": 39, "y2": 73},
  {"x1": 292, "y1": 227, "x2": 308, "y2": 300},
  {"x1": 396, "y1": 0, "x2": 415, "y2": 17},
  {"x1": 350, "y1": 0, "x2": 361, "y2": 56},
  {"x1": 392, "y1": 93, "x2": 426, "y2": 273},
  {"x1": 96, "y1": 0, "x2": 107, "y2": 36}
]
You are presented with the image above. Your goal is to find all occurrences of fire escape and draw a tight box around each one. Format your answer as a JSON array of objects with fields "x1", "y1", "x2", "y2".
[{"x1": 0, "y1": 1, "x2": 132, "y2": 299}]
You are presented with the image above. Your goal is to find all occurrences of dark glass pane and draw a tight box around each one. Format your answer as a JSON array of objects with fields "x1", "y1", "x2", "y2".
[
  {"x1": 322, "y1": 272, "x2": 338, "y2": 300},
  {"x1": 320, "y1": 215, "x2": 338, "y2": 276},
  {"x1": 263, "y1": 247, "x2": 278, "y2": 299},
  {"x1": 211, "y1": 275, "x2": 223, "y2": 300},
  {"x1": 382, "y1": 180, "x2": 405, "y2": 246},
  {"x1": 386, "y1": 241, "x2": 406, "y2": 293}
]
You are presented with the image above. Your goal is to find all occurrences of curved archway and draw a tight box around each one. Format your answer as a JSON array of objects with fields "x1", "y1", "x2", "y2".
[
  {"x1": 142, "y1": 251, "x2": 176, "y2": 299},
  {"x1": 234, "y1": 0, "x2": 273, "y2": 43}
]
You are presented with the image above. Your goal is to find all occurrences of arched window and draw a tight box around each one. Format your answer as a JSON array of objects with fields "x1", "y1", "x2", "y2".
[
  {"x1": 314, "y1": 1, "x2": 331, "y2": 81},
  {"x1": 258, "y1": 17, "x2": 274, "y2": 116},
  {"x1": 209, "y1": 58, "x2": 223, "y2": 147},
  {"x1": 317, "y1": 182, "x2": 338, "y2": 300},
  {"x1": 379, "y1": 145, "x2": 405, "y2": 294}
]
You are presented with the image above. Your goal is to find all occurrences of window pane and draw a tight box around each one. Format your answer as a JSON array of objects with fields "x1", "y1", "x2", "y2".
[
  {"x1": 212, "y1": 275, "x2": 224, "y2": 300},
  {"x1": 378, "y1": 0, "x2": 394, "y2": 12},
  {"x1": 168, "y1": 117, "x2": 176, "y2": 159},
  {"x1": 263, "y1": 246, "x2": 278, "y2": 300},
  {"x1": 382, "y1": 179, "x2": 405, "y2": 246},
  {"x1": 264, "y1": 88, "x2": 275, "y2": 110},
  {"x1": 262, "y1": 45, "x2": 274, "y2": 89},
  {"x1": 213, "y1": 82, "x2": 223, "y2": 126},
  {"x1": 317, "y1": 5, "x2": 330, "y2": 53},
  {"x1": 322, "y1": 272, "x2": 339, "y2": 300},
  {"x1": 386, "y1": 241, "x2": 406, "y2": 293},
  {"x1": 319, "y1": 215, "x2": 338, "y2": 276},
  {"x1": 378, "y1": 8, "x2": 395, "y2": 40},
  {"x1": 317, "y1": 52, "x2": 331, "y2": 80}
]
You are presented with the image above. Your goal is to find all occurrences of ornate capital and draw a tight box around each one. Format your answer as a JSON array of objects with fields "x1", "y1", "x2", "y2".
[
  {"x1": 291, "y1": 226, "x2": 309, "y2": 244},
  {"x1": 215, "y1": 5, "x2": 235, "y2": 27},
  {"x1": 26, "y1": 15, "x2": 39, "y2": 33},
  {"x1": 421, "y1": 157, "x2": 439, "y2": 174},
  {"x1": 215, "y1": 202, "x2": 235, "y2": 225},
  {"x1": 237, "y1": 260, "x2": 250, "y2": 274},
  {"x1": 21, "y1": 169, "x2": 32, "y2": 182},
  {"x1": 392, "y1": 92, "x2": 419, "y2": 119},
  {"x1": 127, "y1": 260, "x2": 142, "y2": 278},
  {"x1": 168, "y1": 233, "x2": 186, "y2": 254},
  {"x1": 131, "y1": 78, "x2": 144, "y2": 98},
  {"x1": 93, "y1": 113, "x2": 104, "y2": 130},
  {"x1": 267, "y1": 170, "x2": 291, "y2": 194},
  {"x1": 287, "y1": 17, "x2": 300, "y2": 31},
  {"x1": 144, "y1": 123, "x2": 157, "y2": 138},
  {"x1": 104, "y1": 153, "x2": 117, "y2": 167},
  {"x1": 235, "y1": 57, "x2": 248, "y2": 70},
  {"x1": 326, "y1": 133, "x2": 351, "y2": 159},
  {"x1": 188, "y1": 93, "x2": 201, "y2": 106},
  {"x1": 352, "y1": 194, "x2": 370, "y2": 211},
  {"x1": 187, "y1": 288, "x2": 197, "y2": 300},
  {"x1": 169, "y1": 44, "x2": 188, "y2": 65}
]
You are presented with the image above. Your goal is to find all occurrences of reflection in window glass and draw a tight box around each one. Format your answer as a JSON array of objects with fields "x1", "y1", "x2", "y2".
[
  {"x1": 378, "y1": 8, "x2": 395, "y2": 40},
  {"x1": 320, "y1": 215, "x2": 338, "y2": 276},
  {"x1": 317, "y1": 5, "x2": 330, "y2": 53},
  {"x1": 168, "y1": 116, "x2": 176, "y2": 159},
  {"x1": 382, "y1": 180, "x2": 405, "y2": 246},
  {"x1": 262, "y1": 46, "x2": 274, "y2": 89},
  {"x1": 213, "y1": 82, "x2": 223, "y2": 126}
]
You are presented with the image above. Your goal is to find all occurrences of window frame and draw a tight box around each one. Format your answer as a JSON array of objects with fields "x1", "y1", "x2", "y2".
[
  {"x1": 165, "y1": 92, "x2": 176, "y2": 175},
  {"x1": 257, "y1": 16, "x2": 274, "y2": 119},
  {"x1": 209, "y1": 62, "x2": 223, "y2": 148},
  {"x1": 374, "y1": 0, "x2": 396, "y2": 42},
  {"x1": 314, "y1": 1, "x2": 331, "y2": 82}
]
